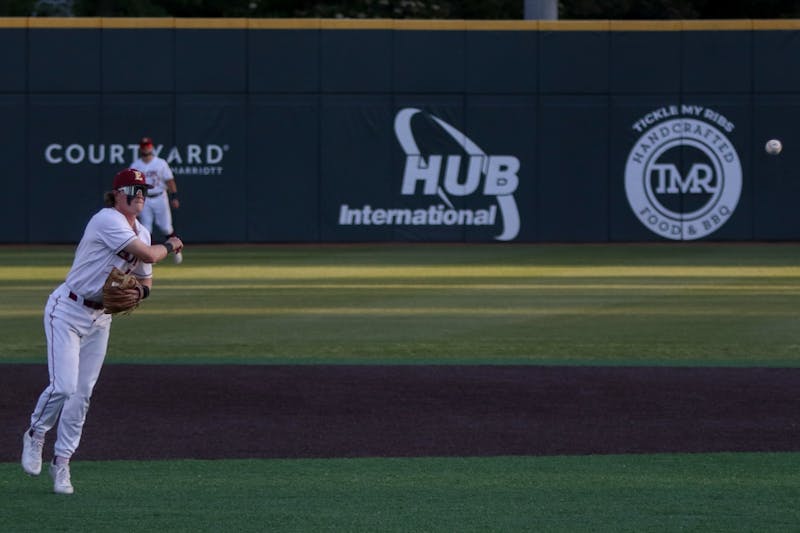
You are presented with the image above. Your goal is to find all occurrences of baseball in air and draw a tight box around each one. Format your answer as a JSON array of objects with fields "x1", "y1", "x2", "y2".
[{"x1": 765, "y1": 139, "x2": 783, "y2": 155}]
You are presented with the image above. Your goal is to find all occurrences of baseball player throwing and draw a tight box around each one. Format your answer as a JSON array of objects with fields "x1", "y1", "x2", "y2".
[
  {"x1": 131, "y1": 137, "x2": 183, "y2": 264},
  {"x1": 21, "y1": 168, "x2": 183, "y2": 494}
]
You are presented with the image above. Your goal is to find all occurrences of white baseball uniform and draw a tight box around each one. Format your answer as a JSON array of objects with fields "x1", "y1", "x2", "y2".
[
  {"x1": 27, "y1": 207, "x2": 152, "y2": 460},
  {"x1": 131, "y1": 155, "x2": 175, "y2": 235}
]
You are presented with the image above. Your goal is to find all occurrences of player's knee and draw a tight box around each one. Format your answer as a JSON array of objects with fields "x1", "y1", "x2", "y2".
[
  {"x1": 73, "y1": 392, "x2": 92, "y2": 409},
  {"x1": 50, "y1": 387, "x2": 75, "y2": 403},
  {"x1": 51, "y1": 379, "x2": 79, "y2": 398},
  {"x1": 74, "y1": 385, "x2": 96, "y2": 400},
  {"x1": 59, "y1": 394, "x2": 91, "y2": 425}
]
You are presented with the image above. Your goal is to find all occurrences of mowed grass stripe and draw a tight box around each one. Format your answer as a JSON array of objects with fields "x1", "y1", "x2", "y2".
[
  {"x1": 4, "y1": 307, "x2": 800, "y2": 318},
  {"x1": 3, "y1": 264, "x2": 800, "y2": 280},
  {"x1": 5, "y1": 282, "x2": 800, "y2": 291},
  {"x1": 2, "y1": 244, "x2": 800, "y2": 364},
  {"x1": 2, "y1": 453, "x2": 799, "y2": 532}
]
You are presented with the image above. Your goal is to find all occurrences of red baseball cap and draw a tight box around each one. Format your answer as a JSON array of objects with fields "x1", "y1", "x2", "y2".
[
  {"x1": 139, "y1": 137, "x2": 154, "y2": 149},
  {"x1": 113, "y1": 168, "x2": 153, "y2": 189}
]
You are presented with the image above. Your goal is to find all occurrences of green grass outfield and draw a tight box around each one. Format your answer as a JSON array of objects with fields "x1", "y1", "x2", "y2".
[
  {"x1": 1, "y1": 243, "x2": 799, "y2": 365},
  {"x1": 2, "y1": 453, "x2": 799, "y2": 532},
  {"x1": 2, "y1": 243, "x2": 800, "y2": 531}
]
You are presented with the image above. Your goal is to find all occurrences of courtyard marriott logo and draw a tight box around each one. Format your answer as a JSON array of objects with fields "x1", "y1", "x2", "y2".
[{"x1": 44, "y1": 142, "x2": 228, "y2": 176}]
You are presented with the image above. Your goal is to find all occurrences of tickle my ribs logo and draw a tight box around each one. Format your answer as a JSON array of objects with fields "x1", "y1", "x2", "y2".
[
  {"x1": 625, "y1": 105, "x2": 742, "y2": 240},
  {"x1": 338, "y1": 108, "x2": 521, "y2": 240}
]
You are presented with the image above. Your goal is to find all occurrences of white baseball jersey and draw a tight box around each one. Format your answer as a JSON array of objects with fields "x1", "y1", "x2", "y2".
[
  {"x1": 26, "y1": 206, "x2": 153, "y2": 462},
  {"x1": 131, "y1": 156, "x2": 176, "y2": 235},
  {"x1": 131, "y1": 156, "x2": 174, "y2": 195},
  {"x1": 65, "y1": 207, "x2": 152, "y2": 301}
]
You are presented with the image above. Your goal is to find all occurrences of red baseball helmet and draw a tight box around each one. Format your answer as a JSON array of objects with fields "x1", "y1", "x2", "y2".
[
  {"x1": 139, "y1": 137, "x2": 154, "y2": 149},
  {"x1": 113, "y1": 168, "x2": 153, "y2": 189}
]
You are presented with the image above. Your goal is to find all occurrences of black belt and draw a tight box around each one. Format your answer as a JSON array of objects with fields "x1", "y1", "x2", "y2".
[
  {"x1": 147, "y1": 191, "x2": 163, "y2": 198},
  {"x1": 68, "y1": 291, "x2": 104, "y2": 310}
]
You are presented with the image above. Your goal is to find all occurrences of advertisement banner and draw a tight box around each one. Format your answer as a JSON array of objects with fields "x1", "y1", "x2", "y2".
[
  {"x1": 3, "y1": 22, "x2": 800, "y2": 243},
  {"x1": 28, "y1": 95, "x2": 104, "y2": 242},
  {"x1": 248, "y1": 95, "x2": 320, "y2": 242},
  {"x1": 175, "y1": 95, "x2": 247, "y2": 242},
  {"x1": 620, "y1": 99, "x2": 751, "y2": 241},
  {"x1": 0, "y1": 95, "x2": 27, "y2": 242},
  {"x1": 322, "y1": 96, "x2": 533, "y2": 242}
]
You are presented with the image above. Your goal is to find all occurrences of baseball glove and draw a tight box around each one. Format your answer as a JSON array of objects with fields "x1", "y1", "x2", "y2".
[{"x1": 102, "y1": 267, "x2": 144, "y2": 315}]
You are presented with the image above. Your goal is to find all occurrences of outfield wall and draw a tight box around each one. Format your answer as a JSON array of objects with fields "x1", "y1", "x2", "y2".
[{"x1": 1, "y1": 18, "x2": 800, "y2": 243}]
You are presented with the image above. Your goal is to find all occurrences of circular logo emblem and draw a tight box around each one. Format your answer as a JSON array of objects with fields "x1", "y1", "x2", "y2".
[{"x1": 625, "y1": 117, "x2": 742, "y2": 240}]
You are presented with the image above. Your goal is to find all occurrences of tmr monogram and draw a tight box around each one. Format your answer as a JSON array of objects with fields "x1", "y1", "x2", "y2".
[{"x1": 625, "y1": 105, "x2": 742, "y2": 240}]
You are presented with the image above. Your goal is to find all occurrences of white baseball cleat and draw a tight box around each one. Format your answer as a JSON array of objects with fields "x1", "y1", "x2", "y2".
[
  {"x1": 21, "y1": 430, "x2": 44, "y2": 476},
  {"x1": 173, "y1": 251, "x2": 183, "y2": 264},
  {"x1": 50, "y1": 461, "x2": 74, "y2": 495}
]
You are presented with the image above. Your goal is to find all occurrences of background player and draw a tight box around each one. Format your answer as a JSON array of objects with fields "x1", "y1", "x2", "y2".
[
  {"x1": 21, "y1": 168, "x2": 183, "y2": 494},
  {"x1": 131, "y1": 137, "x2": 183, "y2": 264}
]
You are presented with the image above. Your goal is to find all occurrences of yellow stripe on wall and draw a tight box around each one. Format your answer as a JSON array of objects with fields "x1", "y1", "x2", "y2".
[
  {"x1": 609, "y1": 20, "x2": 682, "y2": 31},
  {"x1": 250, "y1": 18, "x2": 321, "y2": 29},
  {"x1": 0, "y1": 17, "x2": 27, "y2": 27},
  {"x1": 102, "y1": 17, "x2": 175, "y2": 29},
  {"x1": 28, "y1": 17, "x2": 101, "y2": 28},
  {"x1": 0, "y1": 17, "x2": 798, "y2": 31},
  {"x1": 464, "y1": 20, "x2": 539, "y2": 31},
  {"x1": 681, "y1": 19, "x2": 752, "y2": 30},
  {"x1": 320, "y1": 19, "x2": 393, "y2": 30},
  {"x1": 539, "y1": 20, "x2": 610, "y2": 31},
  {"x1": 174, "y1": 18, "x2": 248, "y2": 29},
  {"x1": 393, "y1": 19, "x2": 466, "y2": 30},
  {"x1": 752, "y1": 19, "x2": 800, "y2": 30}
]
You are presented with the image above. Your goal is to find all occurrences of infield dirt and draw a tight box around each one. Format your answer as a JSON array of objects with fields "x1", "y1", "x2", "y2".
[{"x1": 1, "y1": 364, "x2": 799, "y2": 461}]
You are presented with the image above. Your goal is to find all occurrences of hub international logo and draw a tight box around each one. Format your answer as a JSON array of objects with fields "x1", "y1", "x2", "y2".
[
  {"x1": 624, "y1": 105, "x2": 742, "y2": 240},
  {"x1": 338, "y1": 108, "x2": 521, "y2": 241}
]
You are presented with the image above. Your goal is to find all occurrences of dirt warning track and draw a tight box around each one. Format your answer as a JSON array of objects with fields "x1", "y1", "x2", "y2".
[{"x1": 1, "y1": 364, "x2": 799, "y2": 461}]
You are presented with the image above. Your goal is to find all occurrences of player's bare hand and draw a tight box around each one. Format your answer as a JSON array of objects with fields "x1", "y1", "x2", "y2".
[
  {"x1": 171, "y1": 199, "x2": 180, "y2": 209},
  {"x1": 167, "y1": 236, "x2": 184, "y2": 254}
]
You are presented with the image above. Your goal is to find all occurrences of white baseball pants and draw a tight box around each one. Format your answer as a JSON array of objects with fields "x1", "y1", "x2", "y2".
[
  {"x1": 28, "y1": 284, "x2": 112, "y2": 459},
  {"x1": 139, "y1": 191, "x2": 174, "y2": 236}
]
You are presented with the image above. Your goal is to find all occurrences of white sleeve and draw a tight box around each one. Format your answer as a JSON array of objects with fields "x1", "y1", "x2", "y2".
[
  {"x1": 134, "y1": 261, "x2": 153, "y2": 279},
  {"x1": 132, "y1": 225, "x2": 153, "y2": 279},
  {"x1": 162, "y1": 159, "x2": 175, "y2": 181},
  {"x1": 96, "y1": 209, "x2": 137, "y2": 254}
]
